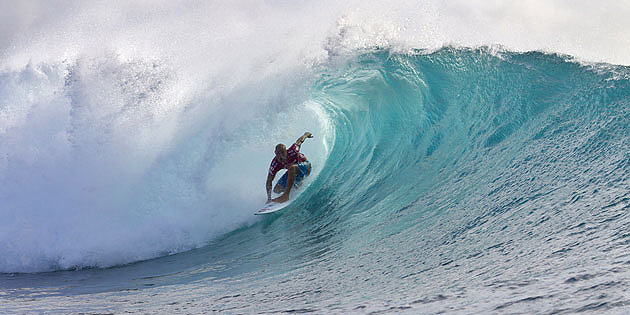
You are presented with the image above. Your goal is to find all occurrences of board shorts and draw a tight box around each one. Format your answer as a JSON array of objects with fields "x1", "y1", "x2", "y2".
[{"x1": 277, "y1": 161, "x2": 311, "y2": 189}]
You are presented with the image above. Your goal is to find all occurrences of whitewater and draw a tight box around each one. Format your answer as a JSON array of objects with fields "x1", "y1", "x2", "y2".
[{"x1": 2, "y1": 1, "x2": 630, "y2": 313}]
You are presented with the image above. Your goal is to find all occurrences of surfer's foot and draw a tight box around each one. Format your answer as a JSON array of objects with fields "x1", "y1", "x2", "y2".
[{"x1": 272, "y1": 193, "x2": 289, "y2": 203}]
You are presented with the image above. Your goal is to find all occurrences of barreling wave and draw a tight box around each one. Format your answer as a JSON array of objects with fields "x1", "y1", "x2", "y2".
[{"x1": 1, "y1": 47, "x2": 629, "y2": 278}]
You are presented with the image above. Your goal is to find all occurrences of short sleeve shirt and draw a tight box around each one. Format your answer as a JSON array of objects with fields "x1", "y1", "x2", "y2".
[{"x1": 268, "y1": 143, "x2": 307, "y2": 177}]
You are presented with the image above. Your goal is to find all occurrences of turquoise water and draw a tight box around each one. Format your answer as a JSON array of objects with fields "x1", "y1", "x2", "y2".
[{"x1": 3, "y1": 48, "x2": 630, "y2": 313}]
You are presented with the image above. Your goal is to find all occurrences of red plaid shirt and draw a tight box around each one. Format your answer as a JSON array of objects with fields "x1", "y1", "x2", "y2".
[{"x1": 268, "y1": 143, "x2": 306, "y2": 177}]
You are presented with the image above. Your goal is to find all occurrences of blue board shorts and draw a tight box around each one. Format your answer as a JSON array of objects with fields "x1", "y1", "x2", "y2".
[{"x1": 277, "y1": 161, "x2": 311, "y2": 189}]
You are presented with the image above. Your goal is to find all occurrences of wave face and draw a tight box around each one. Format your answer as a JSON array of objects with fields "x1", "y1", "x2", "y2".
[{"x1": 311, "y1": 49, "x2": 630, "y2": 244}]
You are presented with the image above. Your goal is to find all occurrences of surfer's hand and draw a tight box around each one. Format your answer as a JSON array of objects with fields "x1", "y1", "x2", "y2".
[{"x1": 305, "y1": 132, "x2": 313, "y2": 138}]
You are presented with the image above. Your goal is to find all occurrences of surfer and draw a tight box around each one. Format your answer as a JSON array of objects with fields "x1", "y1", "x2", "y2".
[{"x1": 266, "y1": 132, "x2": 313, "y2": 203}]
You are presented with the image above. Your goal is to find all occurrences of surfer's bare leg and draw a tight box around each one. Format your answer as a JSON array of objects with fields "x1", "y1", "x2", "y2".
[
  {"x1": 273, "y1": 164, "x2": 298, "y2": 203},
  {"x1": 273, "y1": 183, "x2": 285, "y2": 194}
]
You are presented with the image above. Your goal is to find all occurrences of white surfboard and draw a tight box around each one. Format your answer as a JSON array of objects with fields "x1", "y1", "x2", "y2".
[
  {"x1": 255, "y1": 201, "x2": 291, "y2": 215},
  {"x1": 256, "y1": 168, "x2": 309, "y2": 215}
]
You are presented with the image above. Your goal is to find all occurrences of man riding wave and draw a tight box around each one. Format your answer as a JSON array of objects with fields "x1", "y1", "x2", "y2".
[{"x1": 266, "y1": 132, "x2": 313, "y2": 203}]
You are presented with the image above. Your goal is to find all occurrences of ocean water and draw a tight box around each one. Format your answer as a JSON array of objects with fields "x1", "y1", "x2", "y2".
[{"x1": 1, "y1": 1, "x2": 630, "y2": 314}]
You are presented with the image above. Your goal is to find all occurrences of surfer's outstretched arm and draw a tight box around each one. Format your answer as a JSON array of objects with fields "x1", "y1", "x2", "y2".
[{"x1": 295, "y1": 132, "x2": 313, "y2": 146}]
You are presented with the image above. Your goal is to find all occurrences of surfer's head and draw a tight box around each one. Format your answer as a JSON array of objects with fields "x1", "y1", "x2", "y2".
[{"x1": 275, "y1": 143, "x2": 288, "y2": 163}]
